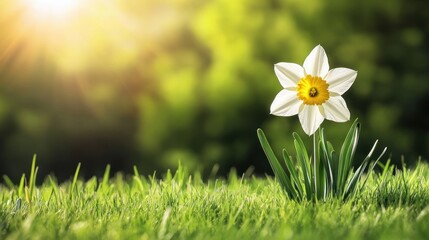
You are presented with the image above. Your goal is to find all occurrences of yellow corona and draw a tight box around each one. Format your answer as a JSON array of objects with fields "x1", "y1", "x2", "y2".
[{"x1": 296, "y1": 75, "x2": 329, "y2": 105}]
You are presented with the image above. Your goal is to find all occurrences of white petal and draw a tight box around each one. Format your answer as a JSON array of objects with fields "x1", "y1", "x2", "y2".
[
  {"x1": 298, "y1": 105, "x2": 324, "y2": 136},
  {"x1": 303, "y1": 45, "x2": 329, "y2": 77},
  {"x1": 325, "y1": 68, "x2": 357, "y2": 95},
  {"x1": 274, "y1": 63, "x2": 304, "y2": 88},
  {"x1": 270, "y1": 90, "x2": 301, "y2": 116},
  {"x1": 322, "y1": 96, "x2": 350, "y2": 122}
]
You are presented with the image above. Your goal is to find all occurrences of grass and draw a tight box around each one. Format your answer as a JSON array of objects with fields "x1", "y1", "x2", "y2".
[{"x1": 1, "y1": 159, "x2": 429, "y2": 240}]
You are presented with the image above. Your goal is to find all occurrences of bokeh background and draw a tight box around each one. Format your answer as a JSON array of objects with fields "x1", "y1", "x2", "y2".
[{"x1": 1, "y1": 0, "x2": 428, "y2": 181}]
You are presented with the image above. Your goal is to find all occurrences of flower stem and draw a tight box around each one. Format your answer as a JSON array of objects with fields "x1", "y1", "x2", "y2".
[{"x1": 313, "y1": 132, "x2": 317, "y2": 199}]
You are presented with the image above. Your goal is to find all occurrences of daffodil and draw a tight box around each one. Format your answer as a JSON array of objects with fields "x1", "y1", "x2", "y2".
[{"x1": 270, "y1": 45, "x2": 357, "y2": 135}]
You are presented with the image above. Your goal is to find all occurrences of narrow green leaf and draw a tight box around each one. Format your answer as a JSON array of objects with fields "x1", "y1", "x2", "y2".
[
  {"x1": 282, "y1": 149, "x2": 303, "y2": 200},
  {"x1": 319, "y1": 129, "x2": 333, "y2": 196},
  {"x1": 344, "y1": 123, "x2": 360, "y2": 177},
  {"x1": 359, "y1": 146, "x2": 387, "y2": 192},
  {"x1": 48, "y1": 176, "x2": 60, "y2": 204},
  {"x1": 133, "y1": 176, "x2": 144, "y2": 192},
  {"x1": 315, "y1": 148, "x2": 326, "y2": 200},
  {"x1": 29, "y1": 154, "x2": 37, "y2": 201},
  {"x1": 326, "y1": 141, "x2": 337, "y2": 191},
  {"x1": 293, "y1": 132, "x2": 312, "y2": 200},
  {"x1": 70, "y1": 162, "x2": 81, "y2": 197},
  {"x1": 257, "y1": 129, "x2": 296, "y2": 199},
  {"x1": 133, "y1": 165, "x2": 140, "y2": 177},
  {"x1": 344, "y1": 160, "x2": 369, "y2": 199},
  {"x1": 18, "y1": 174, "x2": 25, "y2": 199},
  {"x1": 2, "y1": 175, "x2": 15, "y2": 189},
  {"x1": 345, "y1": 139, "x2": 380, "y2": 197},
  {"x1": 338, "y1": 119, "x2": 359, "y2": 194},
  {"x1": 100, "y1": 164, "x2": 111, "y2": 191}
]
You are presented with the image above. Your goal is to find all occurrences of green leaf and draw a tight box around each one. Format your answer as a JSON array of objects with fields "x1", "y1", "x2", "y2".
[
  {"x1": 344, "y1": 159, "x2": 369, "y2": 199},
  {"x1": 257, "y1": 119, "x2": 386, "y2": 201},
  {"x1": 319, "y1": 129, "x2": 333, "y2": 197},
  {"x1": 28, "y1": 154, "x2": 38, "y2": 202},
  {"x1": 292, "y1": 132, "x2": 312, "y2": 200},
  {"x1": 257, "y1": 129, "x2": 296, "y2": 199},
  {"x1": 326, "y1": 141, "x2": 337, "y2": 192},
  {"x1": 18, "y1": 174, "x2": 25, "y2": 199},
  {"x1": 358, "y1": 144, "x2": 387, "y2": 193},
  {"x1": 48, "y1": 176, "x2": 60, "y2": 205},
  {"x1": 282, "y1": 149, "x2": 303, "y2": 200},
  {"x1": 69, "y1": 162, "x2": 81, "y2": 198},
  {"x1": 2, "y1": 175, "x2": 15, "y2": 189},
  {"x1": 338, "y1": 119, "x2": 359, "y2": 194},
  {"x1": 315, "y1": 143, "x2": 327, "y2": 200}
]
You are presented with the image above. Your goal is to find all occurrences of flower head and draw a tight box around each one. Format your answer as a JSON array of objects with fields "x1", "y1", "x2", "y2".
[{"x1": 270, "y1": 45, "x2": 357, "y2": 135}]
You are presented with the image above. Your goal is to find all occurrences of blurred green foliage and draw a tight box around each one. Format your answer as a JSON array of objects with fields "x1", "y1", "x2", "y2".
[{"x1": 0, "y1": 0, "x2": 428, "y2": 180}]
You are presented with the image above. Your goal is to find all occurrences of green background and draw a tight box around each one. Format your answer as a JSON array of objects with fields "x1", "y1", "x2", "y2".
[{"x1": 0, "y1": 0, "x2": 428, "y2": 180}]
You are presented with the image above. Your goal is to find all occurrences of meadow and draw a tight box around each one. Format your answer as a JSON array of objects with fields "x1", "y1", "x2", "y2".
[
  {"x1": 1, "y1": 160, "x2": 429, "y2": 240},
  {"x1": 2, "y1": 1, "x2": 429, "y2": 239}
]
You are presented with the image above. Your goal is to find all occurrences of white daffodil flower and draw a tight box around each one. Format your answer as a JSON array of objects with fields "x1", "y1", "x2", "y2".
[{"x1": 270, "y1": 45, "x2": 357, "y2": 136}]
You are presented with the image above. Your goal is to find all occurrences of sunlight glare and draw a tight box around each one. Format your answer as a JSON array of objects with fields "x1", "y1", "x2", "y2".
[
  {"x1": 23, "y1": 0, "x2": 81, "y2": 19},
  {"x1": 2, "y1": 1, "x2": 157, "y2": 74}
]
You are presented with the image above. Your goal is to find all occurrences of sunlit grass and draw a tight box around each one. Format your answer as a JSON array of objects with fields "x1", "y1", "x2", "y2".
[{"x1": 1, "y1": 159, "x2": 429, "y2": 239}]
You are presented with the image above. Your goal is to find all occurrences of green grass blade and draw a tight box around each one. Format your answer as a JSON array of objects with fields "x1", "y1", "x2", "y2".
[
  {"x1": 18, "y1": 174, "x2": 25, "y2": 199},
  {"x1": 48, "y1": 176, "x2": 60, "y2": 204},
  {"x1": 344, "y1": 161, "x2": 369, "y2": 199},
  {"x1": 343, "y1": 139, "x2": 379, "y2": 198},
  {"x1": 28, "y1": 154, "x2": 38, "y2": 202},
  {"x1": 379, "y1": 158, "x2": 393, "y2": 181},
  {"x1": 99, "y1": 164, "x2": 111, "y2": 191},
  {"x1": 2, "y1": 175, "x2": 15, "y2": 189},
  {"x1": 103, "y1": 164, "x2": 111, "y2": 185},
  {"x1": 70, "y1": 162, "x2": 81, "y2": 197},
  {"x1": 133, "y1": 165, "x2": 140, "y2": 177},
  {"x1": 360, "y1": 146, "x2": 387, "y2": 192}
]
